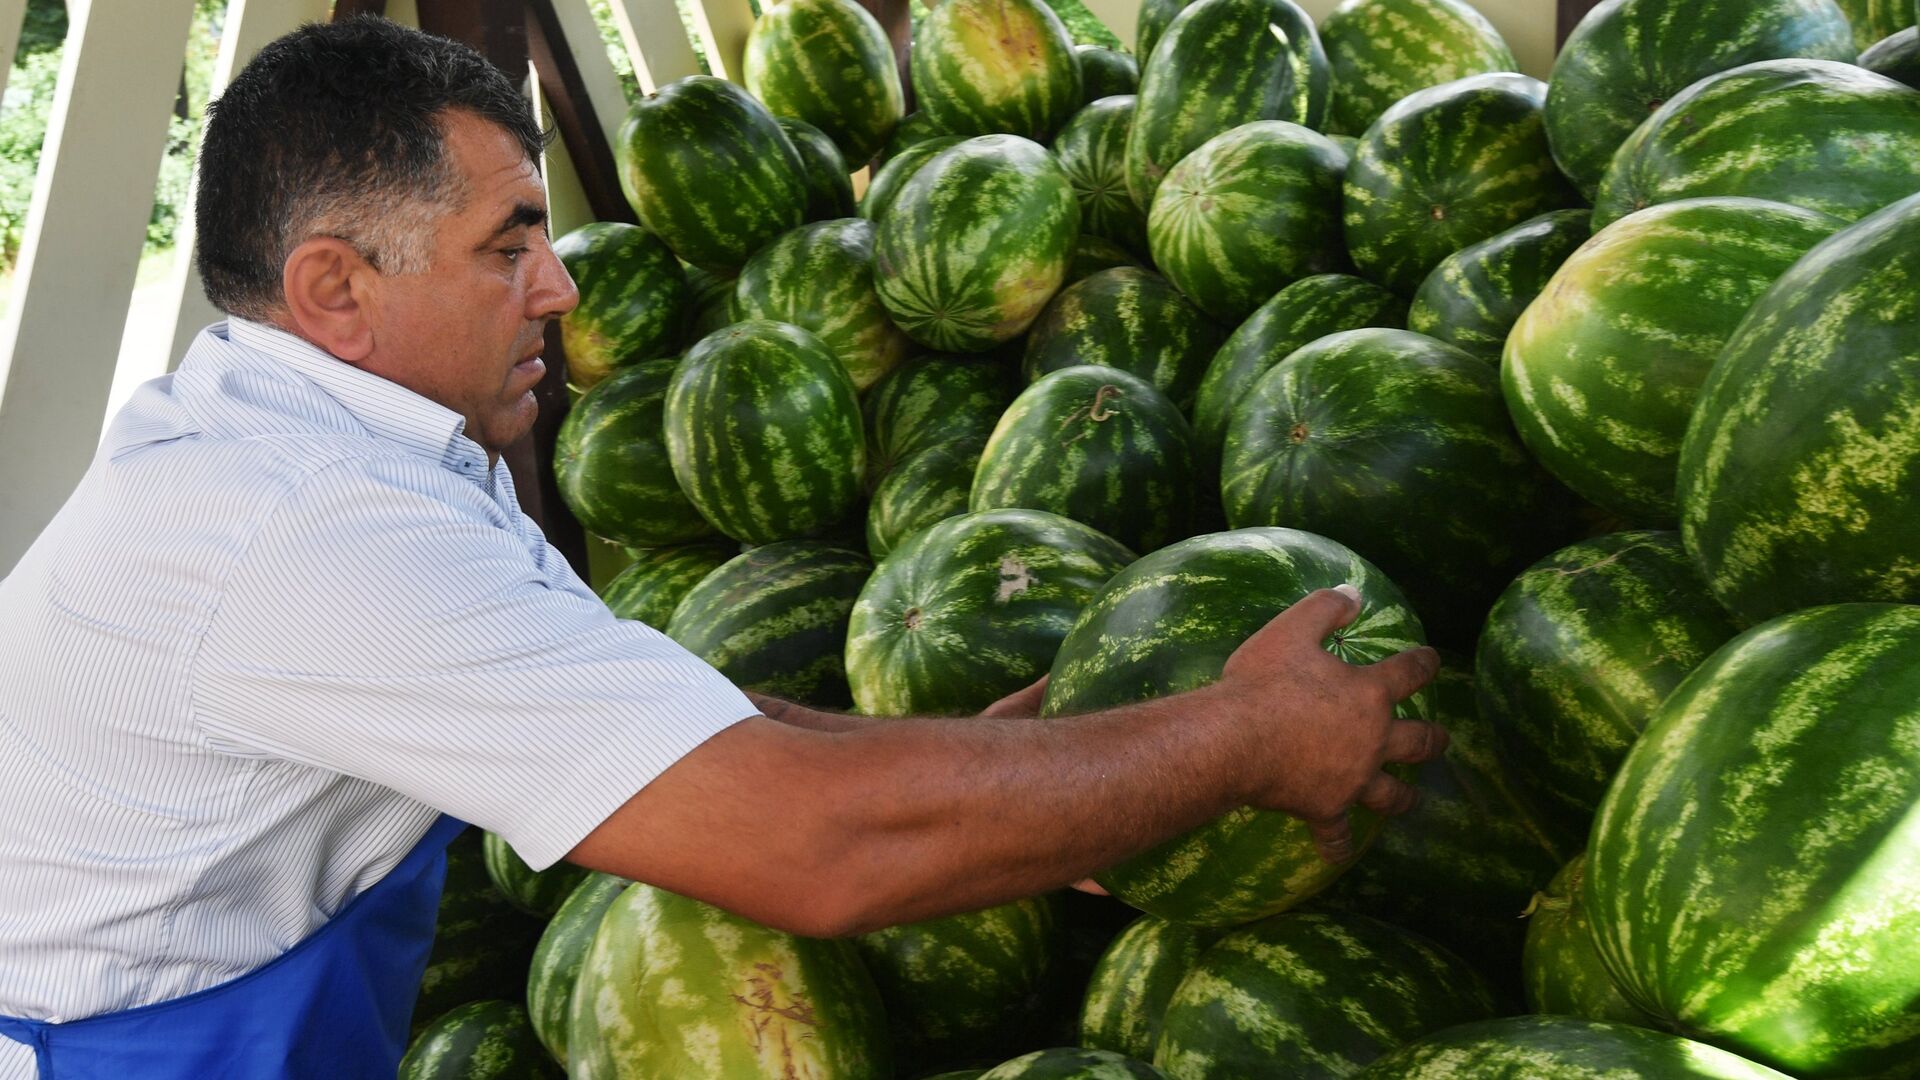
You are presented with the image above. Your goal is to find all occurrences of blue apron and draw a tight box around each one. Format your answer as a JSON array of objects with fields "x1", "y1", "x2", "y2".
[{"x1": 0, "y1": 814, "x2": 469, "y2": 1079}]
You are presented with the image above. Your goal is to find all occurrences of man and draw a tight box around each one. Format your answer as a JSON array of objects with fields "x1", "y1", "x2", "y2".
[{"x1": 0, "y1": 16, "x2": 1442, "y2": 1078}]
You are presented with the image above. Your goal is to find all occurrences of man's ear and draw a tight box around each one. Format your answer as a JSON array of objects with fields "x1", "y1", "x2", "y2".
[{"x1": 280, "y1": 237, "x2": 380, "y2": 362}]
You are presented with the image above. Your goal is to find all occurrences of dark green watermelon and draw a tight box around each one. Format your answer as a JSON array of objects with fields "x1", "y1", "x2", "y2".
[
  {"x1": 1521, "y1": 853, "x2": 1657, "y2": 1027},
  {"x1": 862, "y1": 352, "x2": 1016, "y2": 477},
  {"x1": 971, "y1": 366, "x2": 1196, "y2": 554},
  {"x1": 1320, "y1": 0, "x2": 1517, "y2": 137},
  {"x1": 735, "y1": 218, "x2": 912, "y2": 391},
  {"x1": 778, "y1": 115, "x2": 858, "y2": 222},
  {"x1": 1836, "y1": 0, "x2": 1911, "y2": 51},
  {"x1": 743, "y1": 0, "x2": 904, "y2": 164},
  {"x1": 860, "y1": 134, "x2": 967, "y2": 223},
  {"x1": 526, "y1": 872, "x2": 629, "y2": 1068},
  {"x1": 1862, "y1": 27, "x2": 1920, "y2": 89},
  {"x1": 599, "y1": 540, "x2": 736, "y2": 627},
  {"x1": 1076, "y1": 45, "x2": 1139, "y2": 102},
  {"x1": 1051, "y1": 96, "x2": 1147, "y2": 255},
  {"x1": 399, "y1": 999, "x2": 559, "y2": 1079},
  {"x1": 1066, "y1": 235, "x2": 1147, "y2": 284},
  {"x1": 1079, "y1": 916, "x2": 1223, "y2": 1060},
  {"x1": 982, "y1": 1049, "x2": 1167, "y2": 1079},
  {"x1": 1406, "y1": 208, "x2": 1591, "y2": 364},
  {"x1": 911, "y1": 0, "x2": 1083, "y2": 142},
  {"x1": 1357, "y1": 1016, "x2": 1795, "y2": 1078},
  {"x1": 1133, "y1": 0, "x2": 1186, "y2": 63},
  {"x1": 875, "y1": 110, "x2": 952, "y2": 169},
  {"x1": 554, "y1": 358, "x2": 714, "y2": 549},
  {"x1": 1021, "y1": 267, "x2": 1223, "y2": 413},
  {"x1": 1344, "y1": 73, "x2": 1581, "y2": 294},
  {"x1": 480, "y1": 831, "x2": 590, "y2": 919},
  {"x1": 847, "y1": 508, "x2": 1134, "y2": 715},
  {"x1": 1154, "y1": 913, "x2": 1499, "y2": 1078},
  {"x1": 411, "y1": 828, "x2": 544, "y2": 1033},
  {"x1": 681, "y1": 263, "x2": 739, "y2": 340},
  {"x1": 865, "y1": 438, "x2": 986, "y2": 560},
  {"x1": 1041, "y1": 528, "x2": 1430, "y2": 925},
  {"x1": 1585, "y1": 603, "x2": 1920, "y2": 1077},
  {"x1": 551, "y1": 222, "x2": 689, "y2": 389}
]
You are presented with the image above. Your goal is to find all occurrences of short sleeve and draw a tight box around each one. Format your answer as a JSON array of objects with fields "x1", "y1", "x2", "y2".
[{"x1": 191, "y1": 454, "x2": 756, "y2": 870}]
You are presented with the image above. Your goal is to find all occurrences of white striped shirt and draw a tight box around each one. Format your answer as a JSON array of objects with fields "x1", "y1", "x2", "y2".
[{"x1": 0, "y1": 319, "x2": 754, "y2": 1076}]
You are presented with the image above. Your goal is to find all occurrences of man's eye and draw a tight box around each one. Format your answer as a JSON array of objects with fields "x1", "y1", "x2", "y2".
[{"x1": 500, "y1": 247, "x2": 526, "y2": 262}]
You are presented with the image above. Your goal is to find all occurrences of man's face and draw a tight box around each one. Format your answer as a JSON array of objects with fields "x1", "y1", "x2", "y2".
[{"x1": 361, "y1": 110, "x2": 579, "y2": 461}]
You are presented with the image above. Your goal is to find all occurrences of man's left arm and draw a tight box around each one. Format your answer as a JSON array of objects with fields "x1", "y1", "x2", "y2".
[{"x1": 744, "y1": 679, "x2": 1047, "y2": 732}]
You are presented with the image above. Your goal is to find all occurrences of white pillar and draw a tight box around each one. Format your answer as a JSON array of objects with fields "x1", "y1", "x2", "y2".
[{"x1": 607, "y1": 0, "x2": 703, "y2": 94}]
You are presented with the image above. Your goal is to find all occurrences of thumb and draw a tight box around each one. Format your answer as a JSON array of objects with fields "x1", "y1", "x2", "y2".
[{"x1": 980, "y1": 673, "x2": 1050, "y2": 719}]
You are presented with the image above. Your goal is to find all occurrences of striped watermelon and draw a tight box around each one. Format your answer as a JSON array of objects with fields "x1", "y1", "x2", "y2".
[
  {"x1": 1124, "y1": 0, "x2": 1304, "y2": 209},
  {"x1": 1133, "y1": 0, "x2": 1186, "y2": 63},
  {"x1": 399, "y1": 1000, "x2": 558, "y2": 1080},
  {"x1": 1543, "y1": 0, "x2": 1855, "y2": 196},
  {"x1": 551, "y1": 222, "x2": 689, "y2": 390},
  {"x1": 1051, "y1": 96, "x2": 1148, "y2": 256},
  {"x1": 1836, "y1": 0, "x2": 1912, "y2": 50},
  {"x1": 616, "y1": 75, "x2": 807, "y2": 273},
  {"x1": 1344, "y1": 73, "x2": 1581, "y2": 294},
  {"x1": 665, "y1": 541, "x2": 871, "y2": 708},
  {"x1": 1585, "y1": 603, "x2": 1920, "y2": 1077},
  {"x1": 911, "y1": 0, "x2": 1083, "y2": 142},
  {"x1": 412, "y1": 828, "x2": 544, "y2": 1033},
  {"x1": 527, "y1": 872, "x2": 628, "y2": 1068},
  {"x1": 554, "y1": 358, "x2": 713, "y2": 549},
  {"x1": 971, "y1": 366, "x2": 1196, "y2": 554},
  {"x1": 681, "y1": 263, "x2": 739, "y2": 340},
  {"x1": 1154, "y1": 913, "x2": 1499, "y2": 1078},
  {"x1": 1076, "y1": 45, "x2": 1139, "y2": 101},
  {"x1": 853, "y1": 897, "x2": 1061, "y2": 1066},
  {"x1": 1079, "y1": 916, "x2": 1223, "y2": 1060},
  {"x1": 865, "y1": 438, "x2": 985, "y2": 560},
  {"x1": 1067, "y1": 235, "x2": 1147, "y2": 283},
  {"x1": 1041, "y1": 528, "x2": 1430, "y2": 926},
  {"x1": 863, "y1": 352, "x2": 1016, "y2": 477},
  {"x1": 1676, "y1": 191, "x2": 1920, "y2": 624},
  {"x1": 874, "y1": 135, "x2": 1081, "y2": 352},
  {"x1": 735, "y1": 219, "x2": 912, "y2": 391},
  {"x1": 567, "y1": 884, "x2": 890, "y2": 1078},
  {"x1": 1357, "y1": 1016, "x2": 1795, "y2": 1079},
  {"x1": 778, "y1": 116, "x2": 858, "y2": 221},
  {"x1": 1407, "y1": 208, "x2": 1590, "y2": 364},
  {"x1": 1220, "y1": 328, "x2": 1557, "y2": 646},
  {"x1": 1521, "y1": 853, "x2": 1656, "y2": 1027},
  {"x1": 742, "y1": 0, "x2": 904, "y2": 164},
  {"x1": 876, "y1": 110, "x2": 951, "y2": 168},
  {"x1": 983, "y1": 1050, "x2": 1167, "y2": 1079},
  {"x1": 1592, "y1": 59, "x2": 1920, "y2": 230},
  {"x1": 1503, "y1": 198, "x2": 1841, "y2": 526},
  {"x1": 481, "y1": 831, "x2": 590, "y2": 919},
  {"x1": 860, "y1": 134, "x2": 965, "y2": 222},
  {"x1": 599, "y1": 540, "x2": 737, "y2": 628},
  {"x1": 1147, "y1": 120, "x2": 1350, "y2": 324},
  {"x1": 1191, "y1": 273, "x2": 1405, "y2": 461},
  {"x1": 664, "y1": 320, "x2": 865, "y2": 545},
  {"x1": 847, "y1": 508, "x2": 1134, "y2": 716},
  {"x1": 1319, "y1": 0, "x2": 1517, "y2": 137},
  {"x1": 1863, "y1": 27, "x2": 1920, "y2": 88},
  {"x1": 1474, "y1": 531, "x2": 1737, "y2": 834},
  {"x1": 1021, "y1": 267, "x2": 1224, "y2": 413}
]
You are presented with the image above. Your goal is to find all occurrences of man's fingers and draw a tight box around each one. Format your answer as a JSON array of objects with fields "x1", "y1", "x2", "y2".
[
  {"x1": 1070, "y1": 878, "x2": 1111, "y2": 896},
  {"x1": 1307, "y1": 814, "x2": 1356, "y2": 865},
  {"x1": 1366, "y1": 645, "x2": 1441, "y2": 703},
  {"x1": 1357, "y1": 772, "x2": 1422, "y2": 818},
  {"x1": 1265, "y1": 586, "x2": 1363, "y2": 646},
  {"x1": 979, "y1": 673, "x2": 1049, "y2": 719},
  {"x1": 1382, "y1": 718, "x2": 1448, "y2": 765}
]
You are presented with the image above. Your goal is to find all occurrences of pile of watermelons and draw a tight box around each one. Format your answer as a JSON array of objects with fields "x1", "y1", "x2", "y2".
[{"x1": 397, "y1": 0, "x2": 1920, "y2": 1074}]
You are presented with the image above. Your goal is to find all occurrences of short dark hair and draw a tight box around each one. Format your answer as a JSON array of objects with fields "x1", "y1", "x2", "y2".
[{"x1": 195, "y1": 16, "x2": 551, "y2": 319}]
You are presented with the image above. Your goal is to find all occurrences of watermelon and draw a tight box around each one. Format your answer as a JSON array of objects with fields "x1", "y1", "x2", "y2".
[
  {"x1": 1592, "y1": 59, "x2": 1920, "y2": 230},
  {"x1": 847, "y1": 508, "x2": 1134, "y2": 715},
  {"x1": 1051, "y1": 96, "x2": 1148, "y2": 255},
  {"x1": 874, "y1": 135, "x2": 1081, "y2": 352},
  {"x1": 567, "y1": 884, "x2": 890, "y2": 1078},
  {"x1": 1521, "y1": 853, "x2": 1656, "y2": 1027},
  {"x1": 1503, "y1": 198, "x2": 1841, "y2": 526},
  {"x1": 1079, "y1": 916, "x2": 1223, "y2": 1060},
  {"x1": 876, "y1": 110, "x2": 951, "y2": 169},
  {"x1": 481, "y1": 831, "x2": 590, "y2": 919},
  {"x1": 1406, "y1": 208, "x2": 1590, "y2": 364},
  {"x1": 1154, "y1": 913, "x2": 1499, "y2": 1078},
  {"x1": 971, "y1": 366, "x2": 1196, "y2": 554},
  {"x1": 527, "y1": 872, "x2": 628, "y2": 1068},
  {"x1": 853, "y1": 897, "x2": 1061, "y2": 1066},
  {"x1": 554, "y1": 358, "x2": 713, "y2": 549},
  {"x1": 1037, "y1": 889, "x2": 1143, "y2": 1047},
  {"x1": 1474, "y1": 531, "x2": 1738, "y2": 834},
  {"x1": 742, "y1": 0, "x2": 904, "y2": 164},
  {"x1": 735, "y1": 218, "x2": 913, "y2": 391},
  {"x1": 1543, "y1": 0, "x2": 1855, "y2": 196},
  {"x1": 616, "y1": 75, "x2": 807, "y2": 273},
  {"x1": 1147, "y1": 120, "x2": 1350, "y2": 324},
  {"x1": 1191, "y1": 273, "x2": 1405, "y2": 461},
  {"x1": 863, "y1": 352, "x2": 1016, "y2": 477},
  {"x1": 551, "y1": 222, "x2": 689, "y2": 389},
  {"x1": 1067, "y1": 235, "x2": 1147, "y2": 283},
  {"x1": 1836, "y1": 0, "x2": 1912, "y2": 50},
  {"x1": 1585, "y1": 603, "x2": 1920, "y2": 1077},
  {"x1": 982, "y1": 1049, "x2": 1167, "y2": 1079},
  {"x1": 664, "y1": 320, "x2": 865, "y2": 545},
  {"x1": 861, "y1": 135, "x2": 966, "y2": 222},
  {"x1": 778, "y1": 116, "x2": 858, "y2": 221},
  {"x1": 411, "y1": 828, "x2": 545, "y2": 1032},
  {"x1": 1133, "y1": 0, "x2": 1185, "y2": 63},
  {"x1": 1319, "y1": 0, "x2": 1517, "y2": 137},
  {"x1": 599, "y1": 540, "x2": 736, "y2": 627},
  {"x1": 1021, "y1": 267, "x2": 1224, "y2": 413},
  {"x1": 1862, "y1": 27, "x2": 1920, "y2": 88},
  {"x1": 1314, "y1": 665, "x2": 1572, "y2": 996},
  {"x1": 665, "y1": 541, "x2": 871, "y2": 708},
  {"x1": 1345, "y1": 73, "x2": 1581, "y2": 294},
  {"x1": 1076, "y1": 45, "x2": 1139, "y2": 101},
  {"x1": 399, "y1": 1000, "x2": 559, "y2": 1079},
  {"x1": 1356, "y1": 1016, "x2": 1795, "y2": 1079},
  {"x1": 1675, "y1": 191, "x2": 1920, "y2": 624},
  {"x1": 1124, "y1": 0, "x2": 1303, "y2": 209},
  {"x1": 1219, "y1": 328, "x2": 1558, "y2": 646},
  {"x1": 681, "y1": 263, "x2": 739, "y2": 340},
  {"x1": 1042, "y1": 528, "x2": 1430, "y2": 925},
  {"x1": 866, "y1": 438, "x2": 986, "y2": 560},
  {"x1": 911, "y1": 0, "x2": 1083, "y2": 142}
]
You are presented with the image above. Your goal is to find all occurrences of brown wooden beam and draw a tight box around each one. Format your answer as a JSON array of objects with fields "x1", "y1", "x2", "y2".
[
  {"x1": 1557, "y1": 0, "x2": 1600, "y2": 46},
  {"x1": 330, "y1": 0, "x2": 388, "y2": 18}
]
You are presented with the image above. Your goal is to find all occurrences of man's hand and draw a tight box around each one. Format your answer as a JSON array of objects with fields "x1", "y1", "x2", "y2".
[
  {"x1": 979, "y1": 673, "x2": 1049, "y2": 719},
  {"x1": 1211, "y1": 584, "x2": 1444, "y2": 865}
]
